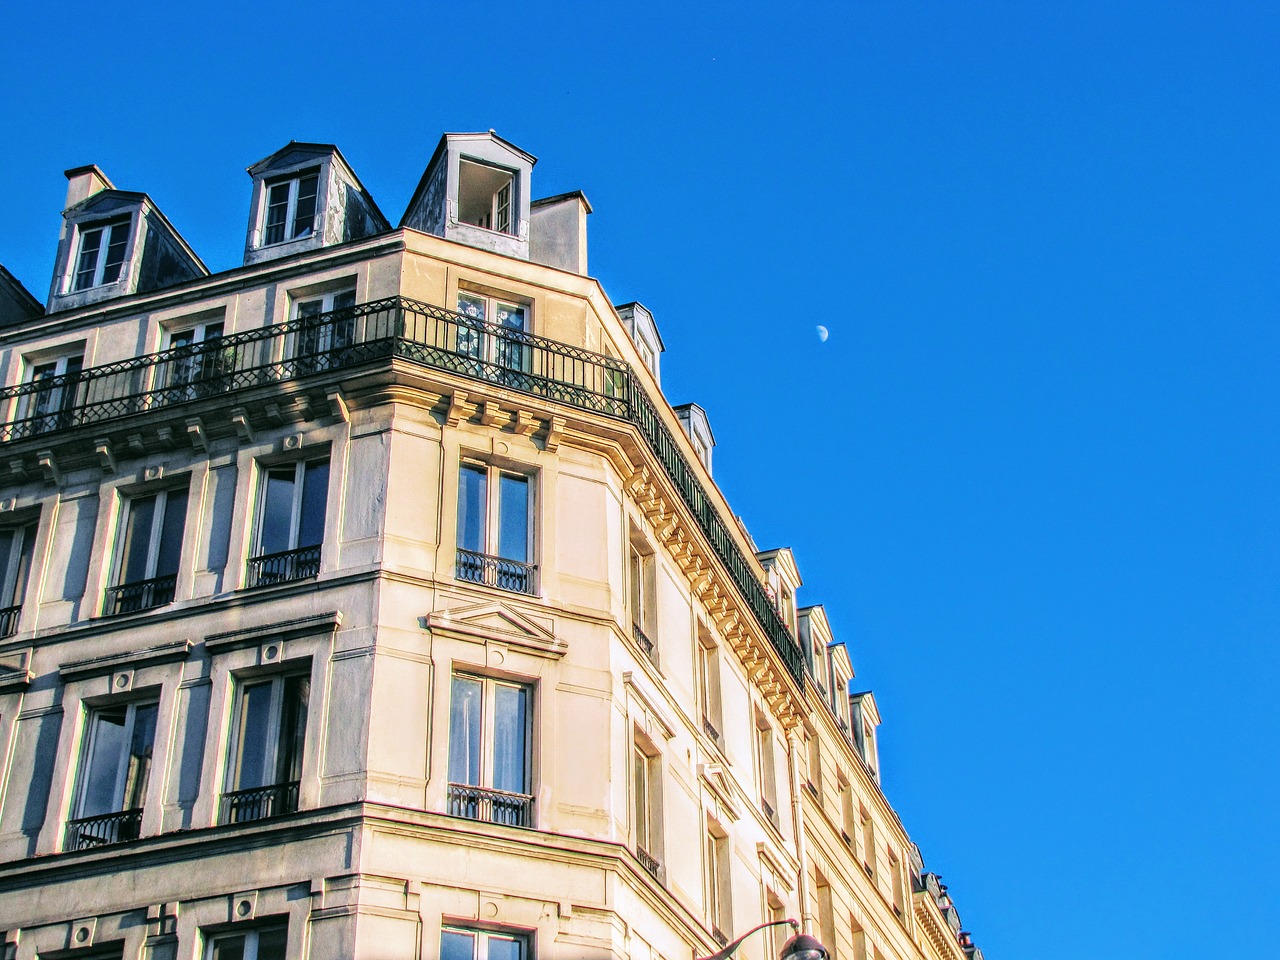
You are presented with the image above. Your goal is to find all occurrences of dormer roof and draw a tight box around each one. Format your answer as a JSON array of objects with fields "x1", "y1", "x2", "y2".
[
  {"x1": 0, "y1": 265, "x2": 43, "y2": 328},
  {"x1": 757, "y1": 546, "x2": 803, "y2": 591}
]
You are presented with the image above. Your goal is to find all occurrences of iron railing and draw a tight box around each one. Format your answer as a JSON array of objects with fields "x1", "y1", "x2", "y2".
[
  {"x1": 103, "y1": 574, "x2": 177, "y2": 616},
  {"x1": 446, "y1": 782, "x2": 534, "y2": 828},
  {"x1": 703, "y1": 716, "x2": 723, "y2": 745},
  {"x1": 219, "y1": 780, "x2": 300, "y2": 824},
  {"x1": 632, "y1": 623, "x2": 657, "y2": 664},
  {"x1": 0, "y1": 296, "x2": 804, "y2": 686},
  {"x1": 636, "y1": 844, "x2": 661, "y2": 879},
  {"x1": 64, "y1": 808, "x2": 143, "y2": 850},
  {"x1": 245, "y1": 545, "x2": 322, "y2": 588},
  {"x1": 455, "y1": 548, "x2": 538, "y2": 596},
  {"x1": 0, "y1": 604, "x2": 20, "y2": 638},
  {"x1": 712, "y1": 927, "x2": 729, "y2": 948}
]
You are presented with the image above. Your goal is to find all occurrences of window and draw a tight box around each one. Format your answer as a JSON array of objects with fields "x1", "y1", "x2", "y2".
[
  {"x1": 632, "y1": 732, "x2": 662, "y2": 878},
  {"x1": 455, "y1": 292, "x2": 530, "y2": 380},
  {"x1": 859, "y1": 806, "x2": 876, "y2": 878},
  {"x1": 447, "y1": 673, "x2": 534, "y2": 827},
  {"x1": 206, "y1": 925, "x2": 288, "y2": 960},
  {"x1": 66, "y1": 699, "x2": 157, "y2": 849},
  {"x1": 815, "y1": 874, "x2": 838, "y2": 960},
  {"x1": 21, "y1": 353, "x2": 84, "y2": 436},
  {"x1": 0, "y1": 520, "x2": 36, "y2": 636},
  {"x1": 222, "y1": 672, "x2": 309, "y2": 823},
  {"x1": 293, "y1": 288, "x2": 357, "y2": 374},
  {"x1": 248, "y1": 458, "x2": 329, "y2": 587},
  {"x1": 164, "y1": 319, "x2": 227, "y2": 400},
  {"x1": 441, "y1": 927, "x2": 529, "y2": 960},
  {"x1": 262, "y1": 169, "x2": 319, "y2": 245},
  {"x1": 628, "y1": 533, "x2": 657, "y2": 663},
  {"x1": 755, "y1": 715, "x2": 779, "y2": 825},
  {"x1": 458, "y1": 159, "x2": 515, "y2": 234},
  {"x1": 807, "y1": 734, "x2": 823, "y2": 804},
  {"x1": 765, "y1": 891, "x2": 788, "y2": 958},
  {"x1": 838, "y1": 774, "x2": 856, "y2": 847},
  {"x1": 888, "y1": 846, "x2": 905, "y2": 916},
  {"x1": 105, "y1": 486, "x2": 187, "y2": 615},
  {"x1": 697, "y1": 626, "x2": 724, "y2": 747},
  {"x1": 456, "y1": 461, "x2": 536, "y2": 595},
  {"x1": 704, "y1": 819, "x2": 732, "y2": 942},
  {"x1": 72, "y1": 219, "x2": 130, "y2": 291}
]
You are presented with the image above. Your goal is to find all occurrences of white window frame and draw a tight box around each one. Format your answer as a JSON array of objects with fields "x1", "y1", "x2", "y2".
[
  {"x1": 631, "y1": 730, "x2": 662, "y2": 868},
  {"x1": 112, "y1": 486, "x2": 187, "y2": 588},
  {"x1": 72, "y1": 698, "x2": 159, "y2": 819},
  {"x1": 0, "y1": 519, "x2": 36, "y2": 610},
  {"x1": 456, "y1": 460, "x2": 535, "y2": 564},
  {"x1": 440, "y1": 925, "x2": 531, "y2": 960},
  {"x1": 455, "y1": 291, "x2": 531, "y2": 377},
  {"x1": 754, "y1": 713, "x2": 779, "y2": 825},
  {"x1": 697, "y1": 626, "x2": 724, "y2": 747},
  {"x1": 70, "y1": 218, "x2": 131, "y2": 291},
  {"x1": 457, "y1": 159, "x2": 517, "y2": 235},
  {"x1": 252, "y1": 458, "x2": 329, "y2": 557},
  {"x1": 261, "y1": 169, "x2": 320, "y2": 246},
  {"x1": 224, "y1": 671, "x2": 310, "y2": 795},
  {"x1": 447, "y1": 671, "x2": 535, "y2": 796},
  {"x1": 205, "y1": 924, "x2": 288, "y2": 960},
  {"x1": 704, "y1": 817, "x2": 732, "y2": 937}
]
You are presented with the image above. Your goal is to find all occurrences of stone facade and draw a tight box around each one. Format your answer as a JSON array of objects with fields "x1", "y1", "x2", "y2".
[{"x1": 0, "y1": 133, "x2": 985, "y2": 960}]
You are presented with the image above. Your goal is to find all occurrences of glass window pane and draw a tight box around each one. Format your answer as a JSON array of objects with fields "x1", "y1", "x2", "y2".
[
  {"x1": 448, "y1": 676, "x2": 483, "y2": 786},
  {"x1": 155, "y1": 490, "x2": 188, "y2": 578},
  {"x1": 255, "y1": 927, "x2": 289, "y2": 960},
  {"x1": 457, "y1": 466, "x2": 487, "y2": 554},
  {"x1": 276, "y1": 675, "x2": 310, "y2": 783},
  {"x1": 486, "y1": 935, "x2": 525, "y2": 960},
  {"x1": 119, "y1": 494, "x2": 157, "y2": 584},
  {"x1": 298, "y1": 461, "x2": 329, "y2": 548},
  {"x1": 492, "y1": 683, "x2": 529, "y2": 794},
  {"x1": 457, "y1": 294, "x2": 487, "y2": 321},
  {"x1": 292, "y1": 174, "x2": 318, "y2": 238},
  {"x1": 75, "y1": 228, "x2": 103, "y2": 289},
  {"x1": 102, "y1": 222, "x2": 129, "y2": 282},
  {"x1": 258, "y1": 467, "x2": 296, "y2": 555},
  {"x1": 210, "y1": 934, "x2": 246, "y2": 960},
  {"x1": 122, "y1": 702, "x2": 158, "y2": 809},
  {"x1": 233, "y1": 681, "x2": 274, "y2": 790},
  {"x1": 633, "y1": 747, "x2": 649, "y2": 848},
  {"x1": 496, "y1": 303, "x2": 525, "y2": 332},
  {"x1": 440, "y1": 930, "x2": 475, "y2": 960},
  {"x1": 79, "y1": 706, "x2": 128, "y2": 816},
  {"x1": 497, "y1": 474, "x2": 528, "y2": 562}
]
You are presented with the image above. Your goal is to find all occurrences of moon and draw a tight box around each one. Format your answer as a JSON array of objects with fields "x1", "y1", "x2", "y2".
[{"x1": 816, "y1": 325, "x2": 829, "y2": 343}]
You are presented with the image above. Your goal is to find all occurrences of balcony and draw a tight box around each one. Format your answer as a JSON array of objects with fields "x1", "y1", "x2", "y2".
[
  {"x1": 246, "y1": 545, "x2": 321, "y2": 588},
  {"x1": 446, "y1": 782, "x2": 534, "y2": 828},
  {"x1": 64, "y1": 808, "x2": 143, "y2": 850},
  {"x1": 632, "y1": 622, "x2": 658, "y2": 665},
  {"x1": 636, "y1": 844, "x2": 662, "y2": 880},
  {"x1": 219, "y1": 780, "x2": 300, "y2": 824},
  {"x1": 0, "y1": 604, "x2": 20, "y2": 638},
  {"x1": 0, "y1": 296, "x2": 804, "y2": 687},
  {"x1": 455, "y1": 548, "x2": 538, "y2": 596},
  {"x1": 103, "y1": 574, "x2": 177, "y2": 616}
]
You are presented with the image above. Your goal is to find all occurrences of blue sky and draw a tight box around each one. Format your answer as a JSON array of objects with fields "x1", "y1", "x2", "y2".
[{"x1": 4, "y1": 1, "x2": 1279, "y2": 956}]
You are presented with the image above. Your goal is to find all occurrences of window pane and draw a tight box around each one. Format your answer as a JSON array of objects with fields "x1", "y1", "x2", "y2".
[
  {"x1": 487, "y1": 935, "x2": 526, "y2": 960},
  {"x1": 259, "y1": 467, "x2": 297, "y2": 555},
  {"x1": 122, "y1": 702, "x2": 158, "y2": 809},
  {"x1": 440, "y1": 930, "x2": 475, "y2": 960},
  {"x1": 276, "y1": 675, "x2": 310, "y2": 783},
  {"x1": 0, "y1": 527, "x2": 18, "y2": 603},
  {"x1": 633, "y1": 746, "x2": 649, "y2": 849},
  {"x1": 80, "y1": 706, "x2": 128, "y2": 816},
  {"x1": 457, "y1": 293, "x2": 487, "y2": 321},
  {"x1": 102, "y1": 222, "x2": 129, "y2": 282},
  {"x1": 256, "y1": 926, "x2": 289, "y2": 960},
  {"x1": 292, "y1": 174, "x2": 318, "y2": 239},
  {"x1": 448, "y1": 676, "x2": 483, "y2": 786},
  {"x1": 155, "y1": 490, "x2": 188, "y2": 578},
  {"x1": 264, "y1": 183, "x2": 289, "y2": 244},
  {"x1": 492, "y1": 683, "x2": 528, "y2": 794},
  {"x1": 497, "y1": 474, "x2": 528, "y2": 562},
  {"x1": 298, "y1": 461, "x2": 329, "y2": 548},
  {"x1": 457, "y1": 465, "x2": 487, "y2": 554},
  {"x1": 119, "y1": 494, "x2": 157, "y2": 584},
  {"x1": 233, "y1": 681, "x2": 274, "y2": 790},
  {"x1": 74, "y1": 228, "x2": 103, "y2": 289},
  {"x1": 210, "y1": 934, "x2": 246, "y2": 960}
]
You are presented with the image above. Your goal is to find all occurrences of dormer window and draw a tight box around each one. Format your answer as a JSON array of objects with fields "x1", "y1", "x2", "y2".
[
  {"x1": 263, "y1": 169, "x2": 319, "y2": 245},
  {"x1": 72, "y1": 219, "x2": 129, "y2": 291},
  {"x1": 458, "y1": 160, "x2": 515, "y2": 234}
]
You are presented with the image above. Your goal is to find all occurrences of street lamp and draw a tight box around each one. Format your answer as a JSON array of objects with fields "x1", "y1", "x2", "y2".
[{"x1": 695, "y1": 920, "x2": 829, "y2": 960}]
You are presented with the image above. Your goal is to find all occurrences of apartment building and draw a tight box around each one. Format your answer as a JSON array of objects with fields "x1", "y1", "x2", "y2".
[{"x1": 0, "y1": 133, "x2": 986, "y2": 960}]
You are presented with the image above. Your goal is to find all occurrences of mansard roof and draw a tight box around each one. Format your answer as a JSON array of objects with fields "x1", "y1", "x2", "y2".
[
  {"x1": 0, "y1": 265, "x2": 42, "y2": 326},
  {"x1": 245, "y1": 141, "x2": 390, "y2": 230}
]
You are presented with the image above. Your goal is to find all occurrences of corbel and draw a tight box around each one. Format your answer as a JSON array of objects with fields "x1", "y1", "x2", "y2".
[
  {"x1": 186, "y1": 417, "x2": 207, "y2": 450},
  {"x1": 446, "y1": 391, "x2": 475, "y2": 427},
  {"x1": 8, "y1": 459, "x2": 26, "y2": 482},
  {"x1": 264, "y1": 402, "x2": 284, "y2": 425},
  {"x1": 479, "y1": 400, "x2": 504, "y2": 427},
  {"x1": 626, "y1": 466, "x2": 649, "y2": 496},
  {"x1": 513, "y1": 409, "x2": 538, "y2": 437},
  {"x1": 294, "y1": 394, "x2": 314, "y2": 421},
  {"x1": 94, "y1": 438, "x2": 117, "y2": 473},
  {"x1": 35, "y1": 450, "x2": 60, "y2": 486},
  {"x1": 543, "y1": 415, "x2": 566, "y2": 452},
  {"x1": 230, "y1": 407, "x2": 254, "y2": 442},
  {"x1": 127, "y1": 434, "x2": 147, "y2": 456},
  {"x1": 156, "y1": 426, "x2": 175, "y2": 449},
  {"x1": 327, "y1": 389, "x2": 349, "y2": 422}
]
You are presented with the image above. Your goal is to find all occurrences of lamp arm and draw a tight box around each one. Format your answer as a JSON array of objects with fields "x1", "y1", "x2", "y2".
[{"x1": 695, "y1": 919, "x2": 800, "y2": 960}]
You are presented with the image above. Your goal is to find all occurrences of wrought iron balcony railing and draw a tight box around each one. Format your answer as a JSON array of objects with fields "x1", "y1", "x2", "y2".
[
  {"x1": 636, "y1": 844, "x2": 662, "y2": 879},
  {"x1": 219, "y1": 780, "x2": 300, "y2": 824},
  {"x1": 245, "y1": 545, "x2": 322, "y2": 589},
  {"x1": 632, "y1": 623, "x2": 657, "y2": 664},
  {"x1": 703, "y1": 715, "x2": 723, "y2": 745},
  {"x1": 0, "y1": 604, "x2": 20, "y2": 638},
  {"x1": 64, "y1": 808, "x2": 143, "y2": 850},
  {"x1": 455, "y1": 548, "x2": 538, "y2": 596},
  {"x1": 103, "y1": 574, "x2": 177, "y2": 616},
  {"x1": 0, "y1": 296, "x2": 804, "y2": 686},
  {"x1": 446, "y1": 782, "x2": 534, "y2": 828}
]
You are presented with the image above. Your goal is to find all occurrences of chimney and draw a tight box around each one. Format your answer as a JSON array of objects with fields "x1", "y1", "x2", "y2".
[{"x1": 63, "y1": 164, "x2": 114, "y2": 210}]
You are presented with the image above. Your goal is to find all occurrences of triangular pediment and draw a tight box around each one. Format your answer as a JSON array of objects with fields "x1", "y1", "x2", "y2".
[
  {"x1": 427, "y1": 601, "x2": 564, "y2": 659},
  {"x1": 698, "y1": 762, "x2": 741, "y2": 822}
]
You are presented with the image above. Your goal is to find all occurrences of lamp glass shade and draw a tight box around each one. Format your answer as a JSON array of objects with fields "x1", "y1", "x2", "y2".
[{"x1": 779, "y1": 934, "x2": 828, "y2": 960}]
